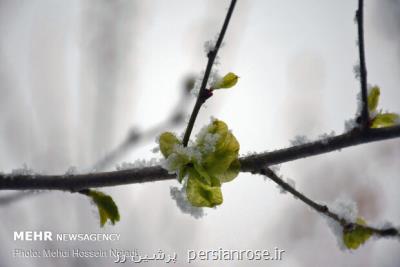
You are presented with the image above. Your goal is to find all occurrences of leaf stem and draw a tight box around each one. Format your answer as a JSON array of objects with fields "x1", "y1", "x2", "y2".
[{"x1": 1, "y1": 125, "x2": 400, "y2": 191}]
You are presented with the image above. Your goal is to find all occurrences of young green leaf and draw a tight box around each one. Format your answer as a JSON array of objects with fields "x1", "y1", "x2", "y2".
[
  {"x1": 367, "y1": 86, "x2": 380, "y2": 112},
  {"x1": 343, "y1": 218, "x2": 372, "y2": 250},
  {"x1": 159, "y1": 132, "x2": 180, "y2": 158},
  {"x1": 193, "y1": 162, "x2": 213, "y2": 185},
  {"x1": 159, "y1": 118, "x2": 240, "y2": 208},
  {"x1": 213, "y1": 72, "x2": 239, "y2": 89},
  {"x1": 200, "y1": 120, "x2": 240, "y2": 181},
  {"x1": 86, "y1": 190, "x2": 120, "y2": 227},
  {"x1": 193, "y1": 162, "x2": 221, "y2": 187},
  {"x1": 177, "y1": 166, "x2": 188, "y2": 183},
  {"x1": 371, "y1": 113, "x2": 399, "y2": 128},
  {"x1": 186, "y1": 168, "x2": 223, "y2": 207}
]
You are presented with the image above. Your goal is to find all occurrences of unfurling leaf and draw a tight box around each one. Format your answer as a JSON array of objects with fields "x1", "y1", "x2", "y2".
[
  {"x1": 365, "y1": 86, "x2": 399, "y2": 129},
  {"x1": 343, "y1": 218, "x2": 372, "y2": 250},
  {"x1": 159, "y1": 132, "x2": 180, "y2": 158},
  {"x1": 177, "y1": 166, "x2": 188, "y2": 183},
  {"x1": 159, "y1": 119, "x2": 240, "y2": 208},
  {"x1": 201, "y1": 120, "x2": 240, "y2": 181},
  {"x1": 86, "y1": 190, "x2": 120, "y2": 227},
  {"x1": 186, "y1": 168, "x2": 223, "y2": 207},
  {"x1": 367, "y1": 86, "x2": 380, "y2": 112},
  {"x1": 371, "y1": 113, "x2": 399, "y2": 128},
  {"x1": 213, "y1": 72, "x2": 239, "y2": 89}
]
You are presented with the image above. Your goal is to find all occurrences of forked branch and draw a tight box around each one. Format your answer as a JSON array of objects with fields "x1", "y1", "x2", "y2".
[{"x1": 260, "y1": 168, "x2": 399, "y2": 238}]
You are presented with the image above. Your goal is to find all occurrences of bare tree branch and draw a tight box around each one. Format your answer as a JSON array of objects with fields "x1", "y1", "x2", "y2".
[
  {"x1": 259, "y1": 167, "x2": 399, "y2": 238},
  {"x1": 182, "y1": 0, "x2": 237, "y2": 146},
  {"x1": 356, "y1": 0, "x2": 369, "y2": 129},
  {"x1": 239, "y1": 126, "x2": 400, "y2": 172},
  {"x1": 1, "y1": 125, "x2": 399, "y2": 192}
]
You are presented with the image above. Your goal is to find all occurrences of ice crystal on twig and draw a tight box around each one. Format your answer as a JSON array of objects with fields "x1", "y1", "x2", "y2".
[{"x1": 170, "y1": 185, "x2": 204, "y2": 218}]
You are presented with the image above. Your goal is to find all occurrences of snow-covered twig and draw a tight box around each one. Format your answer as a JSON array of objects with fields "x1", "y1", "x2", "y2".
[
  {"x1": 259, "y1": 167, "x2": 399, "y2": 239},
  {"x1": 182, "y1": 0, "x2": 237, "y2": 146}
]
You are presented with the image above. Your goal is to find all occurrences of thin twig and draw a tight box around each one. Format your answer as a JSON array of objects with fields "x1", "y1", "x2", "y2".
[
  {"x1": 182, "y1": 0, "x2": 237, "y2": 146},
  {"x1": 356, "y1": 0, "x2": 369, "y2": 129},
  {"x1": 0, "y1": 125, "x2": 399, "y2": 191},
  {"x1": 259, "y1": 167, "x2": 399, "y2": 238}
]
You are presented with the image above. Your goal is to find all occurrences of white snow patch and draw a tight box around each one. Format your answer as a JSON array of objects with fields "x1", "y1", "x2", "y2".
[
  {"x1": 318, "y1": 131, "x2": 336, "y2": 145},
  {"x1": 344, "y1": 118, "x2": 357, "y2": 132},
  {"x1": 269, "y1": 165, "x2": 281, "y2": 176},
  {"x1": 325, "y1": 196, "x2": 358, "y2": 250},
  {"x1": 10, "y1": 164, "x2": 36, "y2": 176},
  {"x1": 170, "y1": 185, "x2": 204, "y2": 219},
  {"x1": 204, "y1": 39, "x2": 216, "y2": 54},
  {"x1": 353, "y1": 63, "x2": 361, "y2": 80},
  {"x1": 274, "y1": 176, "x2": 296, "y2": 194},
  {"x1": 65, "y1": 166, "x2": 78, "y2": 176},
  {"x1": 290, "y1": 135, "x2": 310, "y2": 146},
  {"x1": 116, "y1": 158, "x2": 161, "y2": 171}
]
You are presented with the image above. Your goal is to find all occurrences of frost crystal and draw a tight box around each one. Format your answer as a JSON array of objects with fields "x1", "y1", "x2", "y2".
[
  {"x1": 275, "y1": 176, "x2": 295, "y2": 194},
  {"x1": 241, "y1": 151, "x2": 258, "y2": 157},
  {"x1": 208, "y1": 70, "x2": 221, "y2": 89},
  {"x1": 196, "y1": 122, "x2": 221, "y2": 154},
  {"x1": 116, "y1": 158, "x2": 161, "y2": 170},
  {"x1": 330, "y1": 197, "x2": 358, "y2": 222},
  {"x1": 318, "y1": 131, "x2": 336, "y2": 145},
  {"x1": 191, "y1": 69, "x2": 221, "y2": 97},
  {"x1": 263, "y1": 165, "x2": 281, "y2": 182},
  {"x1": 174, "y1": 144, "x2": 202, "y2": 162},
  {"x1": 204, "y1": 39, "x2": 216, "y2": 54},
  {"x1": 203, "y1": 36, "x2": 225, "y2": 55},
  {"x1": 269, "y1": 164, "x2": 281, "y2": 175},
  {"x1": 344, "y1": 91, "x2": 363, "y2": 133},
  {"x1": 170, "y1": 186, "x2": 204, "y2": 219},
  {"x1": 353, "y1": 63, "x2": 361, "y2": 80},
  {"x1": 11, "y1": 164, "x2": 35, "y2": 176},
  {"x1": 325, "y1": 196, "x2": 358, "y2": 250},
  {"x1": 290, "y1": 135, "x2": 310, "y2": 146},
  {"x1": 161, "y1": 144, "x2": 202, "y2": 174},
  {"x1": 65, "y1": 166, "x2": 78, "y2": 176},
  {"x1": 344, "y1": 118, "x2": 357, "y2": 132},
  {"x1": 202, "y1": 133, "x2": 220, "y2": 153},
  {"x1": 286, "y1": 177, "x2": 296, "y2": 189},
  {"x1": 191, "y1": 72, "x2": 204, "y2": 97}
]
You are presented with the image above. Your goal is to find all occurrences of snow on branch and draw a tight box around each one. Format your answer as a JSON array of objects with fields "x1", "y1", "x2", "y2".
[
  {"x1": 1, "y1": 125, "x2": 400, "y2": 192},
  {"x1": 259, "y1": 167, "x2": 400, "y2": 242}
]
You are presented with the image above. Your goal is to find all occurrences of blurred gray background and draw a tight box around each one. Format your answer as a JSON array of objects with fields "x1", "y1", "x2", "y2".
[{"x1": 0, "y1": 0, "x2": 399, "y2": 266}]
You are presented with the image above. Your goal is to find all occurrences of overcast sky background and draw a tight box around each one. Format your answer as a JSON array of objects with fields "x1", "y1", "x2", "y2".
[{"x1": 0, "y1": 0, "x2": 399, "y2": 266}]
